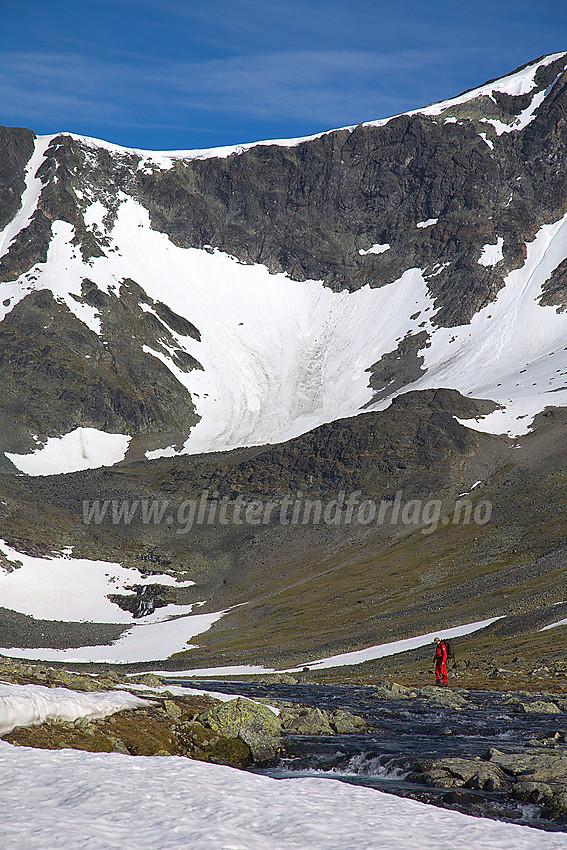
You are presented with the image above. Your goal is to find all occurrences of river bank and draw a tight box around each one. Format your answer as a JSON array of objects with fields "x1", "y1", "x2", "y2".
[{"x1": 1, "y1": 657, "x2": 567, "y2": 833}]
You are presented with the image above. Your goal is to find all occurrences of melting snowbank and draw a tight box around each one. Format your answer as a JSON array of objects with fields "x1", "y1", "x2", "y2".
[
  {"x1": 0, "y1": 541, "x2": 194, "y2": 623},
  {"x1": 0, "y1": 683, "x2": 148, "y2": 736},
  {"x1": 0, "y1": 604, "x2": 225, "y2": 664},
  {"x1": 0, "y1": 742, "x2": 562, "y2": 849},
  {"x1": 6, "y1": 427, "x2": 131, "y2": 476},
  {"x1": 152, "y1": 616, "x2": 501, "y2": 678},
  {"x1": 0, "y1": 541, "x2": 224, "y2": 663}
]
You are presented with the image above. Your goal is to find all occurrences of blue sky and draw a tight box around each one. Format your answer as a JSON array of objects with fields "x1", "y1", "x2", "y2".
[{"x1": 1, "y1": 0, "x2": 566, "y2": 151}]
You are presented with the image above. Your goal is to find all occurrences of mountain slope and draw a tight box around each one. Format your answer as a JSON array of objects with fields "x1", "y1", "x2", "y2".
[{"x1": 1, "y1": 55, "x2": 567, "y2": 669}]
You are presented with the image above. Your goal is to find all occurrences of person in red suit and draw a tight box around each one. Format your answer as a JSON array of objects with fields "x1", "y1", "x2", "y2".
[{"x1": 434, "y1": 636, "x2": 448, "y2": 686}]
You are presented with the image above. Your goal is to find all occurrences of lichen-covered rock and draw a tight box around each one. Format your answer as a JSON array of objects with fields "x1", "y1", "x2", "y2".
[
  {"x1": 414, "y1": 756, "x2": 506, "y2": 792},
  {"x1": 175, "y1": 720, "x2": 251, "y2": 767},
  {"x1": 544, "y1": 791, "x2": 567, "y2": 821},
  {"x1": 417, "y1": 687, "x2": 469, "y2": 710},
  {"x1": 128, "y1": 674, "x2": 163, "y2": 689},
  {"x1": 198, "y1": 698, "x2": 282, "y2": 762},
  {"x1": 509, "y1": 699, "x2": 562, "y2": 715},
  {"x1": 513, "y1": 780, "x2": 554, "y2": 804},
  {"x1": 486, "y1": 747, "x2": 567, "y2": 783},
  {"x1": 280, "y1": 707, "x2": 335, "y2": 735},
  {"x1": 330, "y1": 709, "x2": 369, "y2": 734},
  {"x1": 371, "y1": 683, "x2": 418, "y2": 700},
  {"x1": 259, "y1": 674, "x2": 298, "y2": 684}
]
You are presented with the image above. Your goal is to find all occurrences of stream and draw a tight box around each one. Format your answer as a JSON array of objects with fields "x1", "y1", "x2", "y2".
[{"x1": 172, "y1": 679, "x2": 567, "y2": 833}]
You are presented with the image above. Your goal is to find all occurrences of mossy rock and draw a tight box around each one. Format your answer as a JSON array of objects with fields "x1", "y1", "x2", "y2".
[
  {"x1": 175, "y1": 720, "x2": 251, "y2": 767},
  {"x1": 198, "y1": 697, "x2": 282, "y2": 762}
]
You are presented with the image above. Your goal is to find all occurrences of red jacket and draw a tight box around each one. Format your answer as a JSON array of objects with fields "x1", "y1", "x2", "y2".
[{"x1": 435, "y1": 642, "x2": 447, "y2": 664}]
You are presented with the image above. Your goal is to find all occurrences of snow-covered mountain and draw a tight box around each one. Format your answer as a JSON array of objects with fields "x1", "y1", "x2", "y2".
[
  {"x1": 2, "y1": 54, "x2": 567, "y2": 672},
  {"x1": 2, "y1": 52, "x2": 567, "y2": 476}
]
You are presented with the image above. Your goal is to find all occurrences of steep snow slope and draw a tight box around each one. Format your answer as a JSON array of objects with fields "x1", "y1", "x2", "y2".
[{"x1": 7, "y1": 191, "x2": 567, "y2": 474}]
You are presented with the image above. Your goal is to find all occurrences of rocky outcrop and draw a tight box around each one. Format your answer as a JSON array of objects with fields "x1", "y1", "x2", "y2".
[
  {"x1": 197, "y1": 697, "x2": 282, "y2": 761},
  {"x1": 371, "y1": 682, "x2": 470, "y2": 710},
  {"x1": 3, "y1": 691, "x2": 259, "y2": 768},
  {"x1": 410, "y1": 740, "x2": 567, "y2": 823}
]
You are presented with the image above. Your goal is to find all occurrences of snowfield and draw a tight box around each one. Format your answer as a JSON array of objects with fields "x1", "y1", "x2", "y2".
[
  {"x1": 0, "y1": 683, "x2": 148, "y2": 736},
  {"x1": 0, "y1": 541, "x2": 226, "y2": 662},
  {"x1": 0, "y1": 540, "x2": 195, "y2": 623},
  {"x1": 6, "y1": 427, "x2": 131, "y2": 476},
  {"x1": 7, "y1": 194, "x2": 567, "y2": 475},
  {"x1": 0, "y1": 742, "x2": 564, "y2": 850}
]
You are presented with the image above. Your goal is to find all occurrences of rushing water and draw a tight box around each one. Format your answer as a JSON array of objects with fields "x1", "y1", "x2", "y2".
[{"x1": 172, "y1": 680, "x2": 567, "y2": 833}]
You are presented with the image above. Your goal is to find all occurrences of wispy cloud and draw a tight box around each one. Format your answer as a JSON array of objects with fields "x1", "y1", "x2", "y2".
[{"x1": 0, "y1": 44, "x2": 494, "y2": 134}]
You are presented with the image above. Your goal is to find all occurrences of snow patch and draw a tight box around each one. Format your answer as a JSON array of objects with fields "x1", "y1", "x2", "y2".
[
  {"x1": 0, "y1": 540, "x2": 194, "y2": 624},
  {"x1": 359, "y1": 243, "x2": 390, "y2": 255},
  {"x1": 0, "y1": 605, "x2": 226, "y2": 664},
  {"x1": 6, "y1": 427, "x2": 131, "y2": 476},
  {"x1": 154, "y1": 617, "x2": 501, "y2": 677},
  {"x1": 417, "y1": 218, "x2": 438, "y2": 228},
  {"x1": 127, "y1": 683, "x2": 280, "y2": 715},
  {"x1": 0, "y1": 743, "x2": 562, "y2": 850},
  {"x1": 540, "y1": 618, "x2": 567, "y2": 632},
  {"x1": 478, "y1": 236, "x2": 504, "y2": 266},
  {"x1": 0, "y1": 683, "x2": 148, "y2": 736},
  {"x1": 0, "y1": 135, "x2": 53, "y2": 261},
  {"x1": 287, "y1": 617, "x2": 501, "y2": 671}
]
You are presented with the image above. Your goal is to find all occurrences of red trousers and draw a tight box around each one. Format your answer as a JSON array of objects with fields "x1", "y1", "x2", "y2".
[{"x1": 435, "y1": 660, "x2": 448, "y2": 685}]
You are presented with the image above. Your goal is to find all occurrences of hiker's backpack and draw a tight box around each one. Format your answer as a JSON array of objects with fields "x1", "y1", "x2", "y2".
[{"x1": 444, "y1": 639, "x2": 455, "y2": 660}]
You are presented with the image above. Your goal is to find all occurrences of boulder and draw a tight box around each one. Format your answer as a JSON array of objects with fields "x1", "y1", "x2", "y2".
[
  {"x1": 418, "y1": 687, "x2": 469, "y2": 710},
  {"x1": 509, "y1": 699, "x2": 562, "y2": 715},
  {"x1": 175, "y1": 720, "x2": 251, "y2": 768},
  {"x1": 371, "y1": 683, "x2": 417, "y2": 700},
  {"x1": 330, "y1": 709, "x2": 369, "y2": 734},
  {"x1": 513, "y1": 780, "x2": 554, "y2": 804},
  {"x1": 259, "y1": 674, "x2": 298, "y2": 684},
  {"x1": 280, "y1": 707, "x2": 334, "y2": 735},
  {"x1": 198, "y1": 698, "x2": 281, "y2": 762},
  {"x1": 487, "y1": 747, "x2": 567, "y2": 783},
  {"x1": 415, "y1": 757, "x2": 506, "y2": 792},
  {"x1": 544, "y1": 791, "x2": 567, "y2": 821}
]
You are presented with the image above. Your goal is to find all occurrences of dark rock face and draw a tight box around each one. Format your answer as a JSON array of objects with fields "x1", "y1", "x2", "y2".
[
  {"x1": 0, "y1": 127, "x2": 35, "y2": 234},
  {"x1": 130, "y1": 55, "x2": 567, "y2": 328},
  {"x1": 0, "y1": 285, "x2": 199, "y2": 458},
  {"x1": 206, "y1": 388, "x2": 491, "y2": 497}
]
